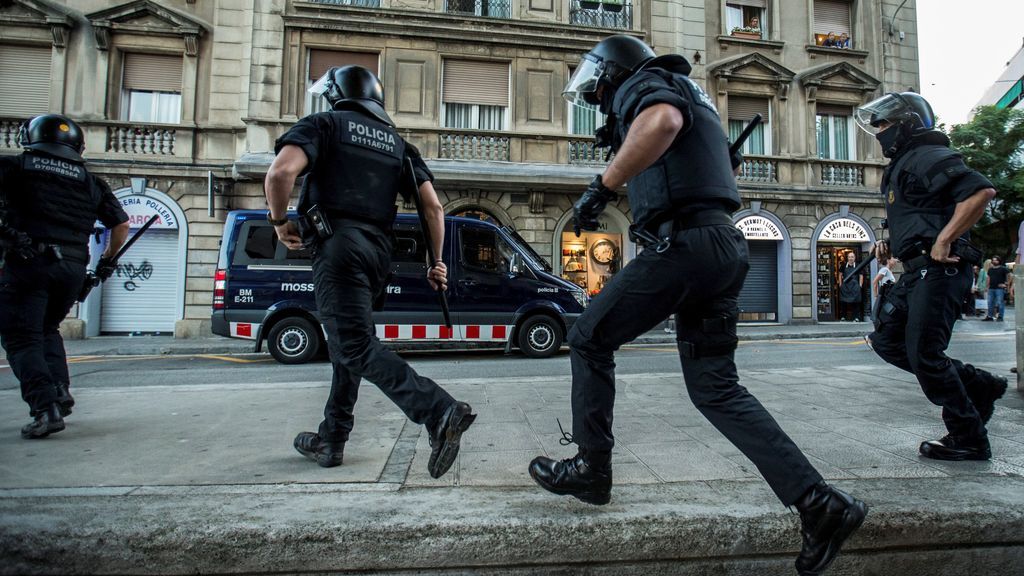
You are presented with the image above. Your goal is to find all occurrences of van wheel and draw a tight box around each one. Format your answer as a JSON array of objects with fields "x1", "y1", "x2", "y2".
[
  {"x1": 267, "y1": 317, "x2": 321, "y2": 364},
  {"x1": 518, "y1": 315, "x2": 562, "y2": 358}
]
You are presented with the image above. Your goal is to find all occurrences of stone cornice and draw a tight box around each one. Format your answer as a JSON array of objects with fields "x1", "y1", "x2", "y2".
[
  {"x1": 0, "y1": 0, "x2": 74, "y2": 47},
  {"x1": 797, "y1": 61, "x2": 880, "y2": 96},
  {"x1": 86, "y1": 0, "x2": 206, "y2": 56}
]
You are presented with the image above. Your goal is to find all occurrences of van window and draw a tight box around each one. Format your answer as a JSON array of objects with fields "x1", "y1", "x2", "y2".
[
  {"x1": 233, "y1": 220, "x2": 310, "y2": 265},
  {"x1": 461, "y1": 226, "x2": 516, "y2": 274},
  {"x1": 392, "y1": 223, "x2": 427, "y2": 275}
]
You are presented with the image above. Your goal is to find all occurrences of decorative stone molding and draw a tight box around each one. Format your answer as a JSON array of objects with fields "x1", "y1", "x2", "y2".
[
  {"x1": 797, "y1": 62, "x2": 881, "y2": 103},
  {"x1": 529, "y1": 191, "x2": 544, "y2": 214},
  {"x1": 86, "y1": 0, "x2": 205, "y2": 56},
  {"x1": 0, "y1": 0, "x2": 74, "y2": 48},
  {"x1": 708, "y1": 53, "x2": 796, "y2": 100}
]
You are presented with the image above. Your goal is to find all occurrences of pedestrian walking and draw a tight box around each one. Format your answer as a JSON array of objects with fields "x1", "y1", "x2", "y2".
[
  {"x1": 0, "y1": 114, "x2": 129, "y2": 439},
  {"x1": 984, "y1": 255, "x2": 1009, "y2": 321},
  {"x1": 527, "y1": 36, "x2": 866, "y2": 576},
  {"x1": 264, "y1": 66, "x2": 474, "y2": 475},
  {"x1": 858, "y1": 92, "x2": 1007, "y2": 461},
  {"x1": 871, "y1": 255, "x2": 895, "y2": 323}
]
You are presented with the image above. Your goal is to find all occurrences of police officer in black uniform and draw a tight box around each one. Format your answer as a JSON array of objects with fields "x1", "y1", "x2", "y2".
[
  {"x1": 858, "y1": 92, "x2": 1005, "y2": 461},
  {"x1": 0, "y1": 114, "x2": 129, "y2": 439},
  {"x1": 527, "y1": 36, "x2": 866, "y2": 576},
  {"x1": 264, "y1": 66, "x2": 475, "y2": 477}
]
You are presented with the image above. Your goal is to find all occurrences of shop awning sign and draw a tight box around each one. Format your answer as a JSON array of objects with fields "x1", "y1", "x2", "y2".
[
  {"x1": 818, "y1": 218, "x2": 869, "y2": 242},
  {"x1": 119, "y1": 195, "x2": 179, "y2": 230},
  {"x1": 736, "y1": 216, "x2": 783, "y2": 240}
]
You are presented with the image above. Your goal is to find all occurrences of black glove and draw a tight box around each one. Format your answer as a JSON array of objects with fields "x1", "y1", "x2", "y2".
[
  {"x1": 573, "y1": 175, "x2": 617, "y2": 237},
  {"x1": 96, "y1": 256, "x2": 117, "y2": 281},
  {"x1": 729, "y1": 148, "x2": 744, "y2": 171},
  {"x1": 0, "y1": 226, "x2": 37, "y2": 259}
]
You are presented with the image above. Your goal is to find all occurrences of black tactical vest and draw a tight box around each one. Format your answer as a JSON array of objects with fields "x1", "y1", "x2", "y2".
[
  {"x1": 612, "y1": 69, "x2": 741, "y2": 231},
  {"x1": 298, "y1": 110, "x2": 406, "y2": 228},
  {"x1": 881, "y1": 143, "x2": 967, "y2": 258},
  {"x1": 5, "y1": 152, "x2": 99, "y2": 246}
]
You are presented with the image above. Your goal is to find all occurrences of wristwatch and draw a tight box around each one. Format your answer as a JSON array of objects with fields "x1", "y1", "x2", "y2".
[{"x1": 266, "y1": 212, "x2": 288, "y2": 226}]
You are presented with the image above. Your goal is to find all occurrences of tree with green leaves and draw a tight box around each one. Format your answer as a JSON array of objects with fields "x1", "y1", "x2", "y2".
[{"x1": 947, "y1": 105, "x2": 1024, "y2": 259}]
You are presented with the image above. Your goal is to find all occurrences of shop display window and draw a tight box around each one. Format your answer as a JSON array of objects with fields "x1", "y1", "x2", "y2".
[
  {"x1": 560, "y1": 232, "x2": 622, "y2": 296},
  {"x1": 817, "y1": 245, "x2": 869, "y2": 321}
]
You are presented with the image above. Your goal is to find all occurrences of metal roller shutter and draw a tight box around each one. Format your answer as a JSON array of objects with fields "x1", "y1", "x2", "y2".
[
  {"x1": 123, "y1": 53, "x2": 183, "y2": 92},
  {"x1": 728, "y1": 96, "x2": 770, "y2": 122},
  {"x1": 813, "y1": 0, "x2": 851, "y2": 36},
  {"x1": 308, "y1": 49, "x2": 379, "y2": 80},
  {"x1": 0, "y1": 45, "x2": 51, "y2": 116},
  {"x1": 101, "y1": 229, "x2": 180, "y2": 333},
  {"x1": 738, "y1": 240, "x2": 778, "y2": 319},
  {"x1": 442, "y1": 60, "x2": 510, "y2": 106}
]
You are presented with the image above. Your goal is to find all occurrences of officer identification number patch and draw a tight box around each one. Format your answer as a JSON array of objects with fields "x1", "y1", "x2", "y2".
[
  {"x1": 682, "y1": 77, "x2": 719, "y2": 116},
  {"x1": 23, "y1": 154, "x2": 86, "y2": 182},
  {"x1": 888, "y1": 190, "x2": 895, "y2": 204},
  {"x1": 344, "y1": 120, "x2": 397, "y2": 156}
]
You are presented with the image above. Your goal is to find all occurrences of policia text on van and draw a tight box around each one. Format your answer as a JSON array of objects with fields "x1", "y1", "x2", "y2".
[{"x1": 211, "y1": 210, "x2": 587, "y2": 364}]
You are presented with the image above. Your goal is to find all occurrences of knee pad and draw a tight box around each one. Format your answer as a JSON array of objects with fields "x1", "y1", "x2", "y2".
[{"x1": 676, "y1": 314, "x2": 738, "y2": 359}]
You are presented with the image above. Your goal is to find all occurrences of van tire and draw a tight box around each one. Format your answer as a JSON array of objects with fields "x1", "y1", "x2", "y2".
[
  {"x1": 518, "y1": 315, "x2": 562, "y2": 358},
  {"x1": 267, "y1": 317, "x2": 321, "y2": 364}
]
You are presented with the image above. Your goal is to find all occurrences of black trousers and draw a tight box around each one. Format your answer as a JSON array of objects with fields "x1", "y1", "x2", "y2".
[
  {"x1": 311, "y1": 223, "x2": 454, "y2": 443},
  {"x1": 568, "y1": 224, "x2": 822, "y2": 506},
  {"x1": 869, "y1": 262, "x2": 988, "y2": 438},
  {"x1": 0, "y1": 255, "x2": 85, "y2": 416},
  {"x1": 839, "y1": 300, "x2": 863, "y2": 321}
]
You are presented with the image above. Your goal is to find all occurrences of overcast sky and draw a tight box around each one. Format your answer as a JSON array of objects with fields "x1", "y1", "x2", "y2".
[{"x1": 918, "y1": 0, "x2": 1024, "y2": 127}]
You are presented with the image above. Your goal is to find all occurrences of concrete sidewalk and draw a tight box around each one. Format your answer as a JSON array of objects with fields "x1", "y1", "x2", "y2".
[
  {"x1": 47, "y1": 308, "x2": 1016, "y2": 357},
  {"x1": 1, "y1": 361, "x2": 1022, "y2": 574}
]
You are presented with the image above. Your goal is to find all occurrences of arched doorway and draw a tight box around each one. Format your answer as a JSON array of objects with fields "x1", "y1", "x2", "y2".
[
  {"x1": 812, "y1": 213, "x2": 876, "y2": 322},
  {"x1": 733, "y1": 210, "x2": 793, "y2": 323},
  {"x1": 552, "y1": 207, "x2": 634, "y2": 298}
]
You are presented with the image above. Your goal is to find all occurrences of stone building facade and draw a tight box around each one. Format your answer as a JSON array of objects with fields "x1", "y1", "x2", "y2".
[{"x1": 0, "y1": 0, "x2": 921, "y2": 336}]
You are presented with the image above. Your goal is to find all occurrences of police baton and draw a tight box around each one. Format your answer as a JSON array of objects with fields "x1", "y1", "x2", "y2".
[
  {"x1": 77, "y1": 214, "x2": 160, "y2": 302},
  {"x1": 404, "y1": 157, "x2": 452, "y2": 329},
  {"x1": 729, "y1": 113, "x2": 763, "y2": 156}
]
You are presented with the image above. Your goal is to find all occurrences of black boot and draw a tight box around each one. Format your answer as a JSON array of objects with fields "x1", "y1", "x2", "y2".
[
  {"x1": 54, "y1": 383, "x2": 75, "y2": 417},
  {"x1": 794, "y1": 482, "x2": 867, "y2": 576},
  {"x1": 21, "y1": 404, "x2": 66, "y2": 439},
  {"x1": 919, "y1": 434, "x2": 991, "y2": 461},
  {"x1": 293, "y1": 432, "x2": 344, "y2": 468},
  {"x1": 427, "y1": 401, "x2": 476, "y2": 479},
  {"x1": 528, "y1": 450, "x2": 612, "y2": 506},
  {"x1": 967, "y1": 372, "x2": 1007, "y2": 424}
]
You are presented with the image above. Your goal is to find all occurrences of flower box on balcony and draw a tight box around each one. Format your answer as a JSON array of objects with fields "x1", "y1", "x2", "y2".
[
  {"x1": 579, "y1": 0, "x2": 600, "y2": 9},
  {"x1": 602, "y1": 0, "x2": 623, "y2": 12},
  {"x1": 730, "y1": 28, "x2": 762, "y2": 40}
]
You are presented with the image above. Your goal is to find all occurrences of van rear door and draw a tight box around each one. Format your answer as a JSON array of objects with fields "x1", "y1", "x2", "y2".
[{"x1": 449, "y1": 222, "x2": 524, "y2": 340}]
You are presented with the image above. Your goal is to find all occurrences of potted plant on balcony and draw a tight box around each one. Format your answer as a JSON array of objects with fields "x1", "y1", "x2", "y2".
[
  {"x1": 579, "y1": 0, "x2": 600, "y2": 9},
  {"x1": 601, "y1": 0, "x2": 624, "y2": 12},
  {"x1": 730, "y1": 26, "x2": 762, "y2": 40}
]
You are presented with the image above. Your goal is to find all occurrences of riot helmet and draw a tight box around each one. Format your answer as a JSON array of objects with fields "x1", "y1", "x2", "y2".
[
  {"x1": 563, "y1": 35, "x2": 657, "y2": 112},
  {"x1": 309, "y1": 65, "x2": 393, "y2": 126},
  {"x1": 18, "y1": 114, "x2": 85, "y2": 162},
  {"x1": 855, "y1": 92, "x2": 936, "y2": 157}
]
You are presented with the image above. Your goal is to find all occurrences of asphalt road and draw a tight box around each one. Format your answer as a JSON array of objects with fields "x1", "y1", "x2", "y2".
[{"x1": 0, "y1": 331, "x2": 1014, "y2": 391}]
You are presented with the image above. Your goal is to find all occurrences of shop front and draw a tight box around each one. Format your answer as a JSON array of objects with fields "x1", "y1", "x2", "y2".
[
  {"x1": 735, "y1": 213, "x2": 789, "y2": 323},
  {"x1": 554, "y1": 211, "x2": 633, "y2": 298},
  {"x1": 813, "y1": 216, "x2": 874, "y2": 322},
  {"x1": 81, "y1": 184, "x2": 187, "y2": 335}
]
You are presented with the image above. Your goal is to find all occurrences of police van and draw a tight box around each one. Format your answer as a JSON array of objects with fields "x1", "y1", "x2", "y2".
[{"x1": 211, "y1": 210, "x2": 587, "y2": 364}]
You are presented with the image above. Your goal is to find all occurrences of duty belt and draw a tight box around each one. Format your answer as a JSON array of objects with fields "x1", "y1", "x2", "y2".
[
  {"x1": 631, "y1": 209, "x2": 734, "y2": 253},
  {"x1": 898, "y1": 238, "x2": 980, "y2": 274}
]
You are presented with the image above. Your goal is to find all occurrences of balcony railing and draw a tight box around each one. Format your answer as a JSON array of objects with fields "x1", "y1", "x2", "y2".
[
  {"x1": 738, "y1": 156, "x2": 778, "y2": 183},
  {"x1": 439, "y1": 132, "x2": 510, "y2": 161},
  {"x1": 445, "y1": 0, "x2": 512, "y2": 18},
  {"x1": 568, "y1": 140, "x2": 610, "y2": 164},
  {"x1": 818, "y1": 161, "x2": 865, "y2": 187},
  {"x1": 106, "y1": 125, "x2": 177, "y2": 155},
  {"x1": 570, "y1": 0, "x2": 632, "y2": 29},
  {"x1": 306, "y1": 0, "x2": 381, "y2": 6}
]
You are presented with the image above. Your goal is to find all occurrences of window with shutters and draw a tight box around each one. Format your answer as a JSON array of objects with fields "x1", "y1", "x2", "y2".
[
  {"x1": 725, "y1": 1, "x2": 767, "y2": 39},
  {"x1": 442, "y1": 60, "x2": 509, "y2": 131},
  {"x1": 815, "y1": 103, "x2": 855, "y2": 160},
  {"x1": 813, "y1": 0, "x2": 852, "y2": 48},
  {"x1": 445, "y1": 0, "x2": 512, "y2": 19},
  {"x1": 305, "y1": 49, "x2": 380, "y2": 115},
  {"x1": 0, "y1": 45, "x2": 52, "y2": 118},
  {"x1": 728, "y1": 96, "x2": 771, "y2": 155},
  {"x1": 120, "y1": 53, "x2": 183, "y2": 124}
]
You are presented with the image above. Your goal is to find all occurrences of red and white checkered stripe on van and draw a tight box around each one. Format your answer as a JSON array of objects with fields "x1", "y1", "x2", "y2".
[
  {"x1": 375, "y1": 324, "x2": 513, "y2": 342},
  {"x1": 230, "y1": 322, "x2": 260, "y2": 340}
]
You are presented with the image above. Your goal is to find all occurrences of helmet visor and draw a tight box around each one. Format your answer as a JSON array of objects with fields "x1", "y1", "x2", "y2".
[
  {"x1": 855, "y1": 93, "x2": 908, "y2": 135},
  {"x1": 562, "y1": 55, "x2": 602, "y2": 105},
  {"x1": 308, "y1": 71, "x2": 332, "y2": 97}
]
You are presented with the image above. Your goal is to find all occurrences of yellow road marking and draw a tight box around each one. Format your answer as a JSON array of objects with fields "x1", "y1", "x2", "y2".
[
  {"x1": 67, "y1": 355, "x2": 164, "y2": 364},
  {"x1": 194, "y1": 354, "x2": 273, "y2": 364}
]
